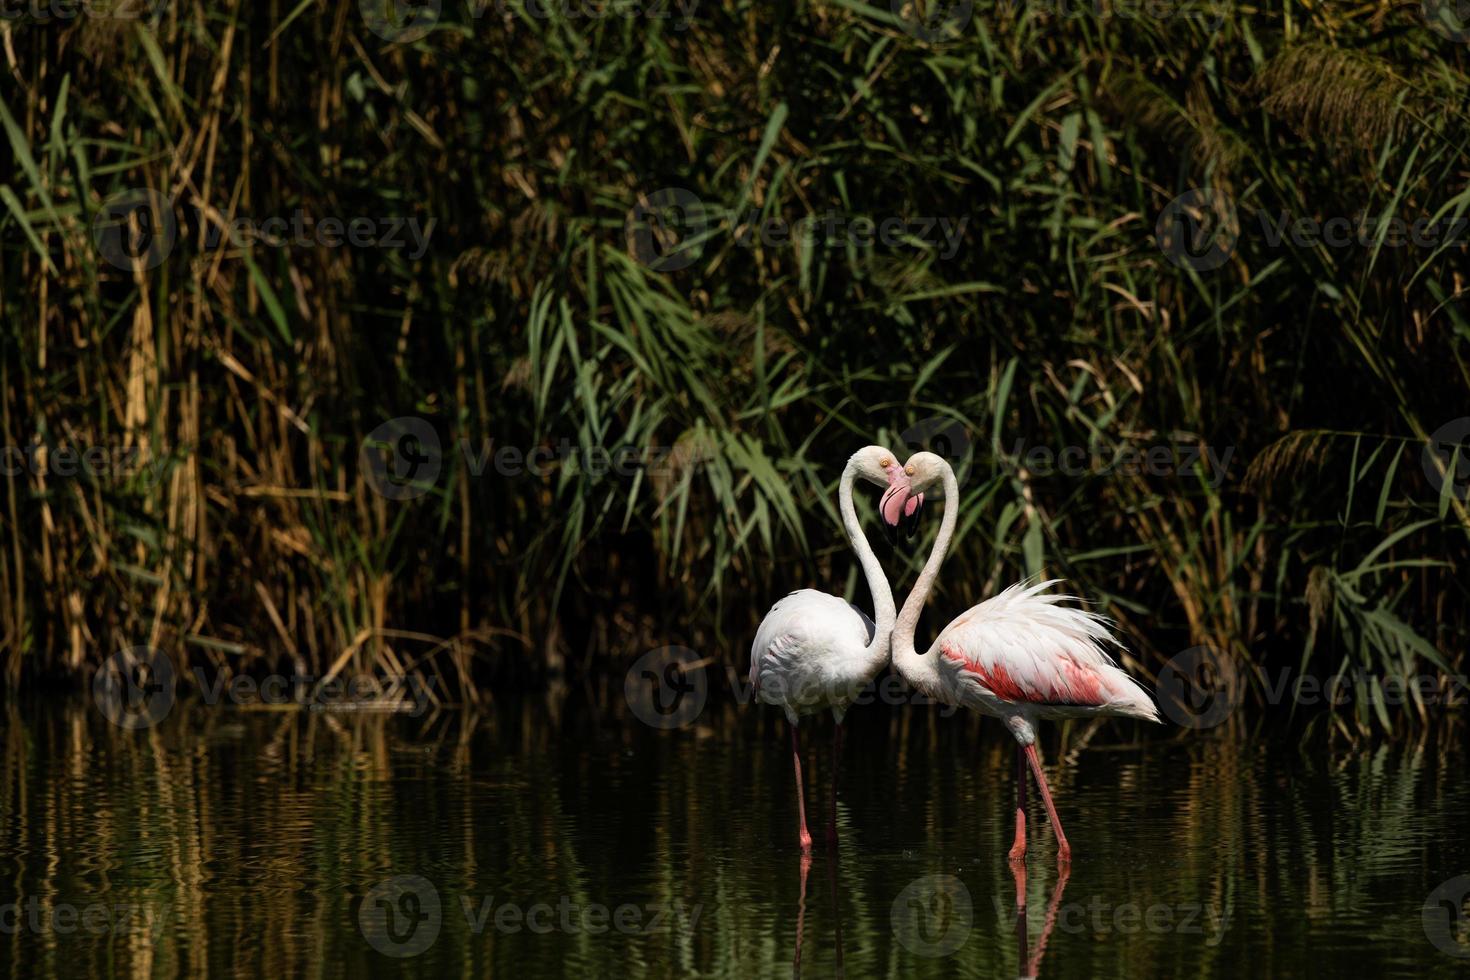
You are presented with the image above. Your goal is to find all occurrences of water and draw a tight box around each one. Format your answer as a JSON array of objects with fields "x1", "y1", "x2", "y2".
[{"x1": 1, "y1": 697, "x2": 1466, "y2": 978}]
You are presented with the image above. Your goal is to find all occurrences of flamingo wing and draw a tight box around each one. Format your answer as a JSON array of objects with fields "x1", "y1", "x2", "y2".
[{"x1": 933, "y1": 579, "x2": 1159, "y2": 720}]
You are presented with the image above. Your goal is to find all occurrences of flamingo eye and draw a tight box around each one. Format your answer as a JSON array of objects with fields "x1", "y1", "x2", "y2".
[
  {"x1": 905, "y1": 464, "x2": 915, "y2": 475},
  {"x1": 880, "y1": 458, "x2": 891, "y2": 468}
]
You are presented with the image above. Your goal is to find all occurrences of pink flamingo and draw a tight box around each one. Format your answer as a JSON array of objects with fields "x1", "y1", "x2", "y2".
[
  {"x1": 885, "y1": 451, "x2": 1160, "y2": 865},
  {"x1": 750, "y1": 445, "x2": 917, "y2": 851}
]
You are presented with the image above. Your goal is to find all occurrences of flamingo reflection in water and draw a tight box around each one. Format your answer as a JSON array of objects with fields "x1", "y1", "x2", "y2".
[
  {"x1": 1010, "y1": 861, "x2": 1071, "y2": 978},
  {"x1": 791, "y1": 859, "x2": 1065, "y2": 977},
  {"x1": 792, "y1": 853, "x2": 845, "y2": 979}
]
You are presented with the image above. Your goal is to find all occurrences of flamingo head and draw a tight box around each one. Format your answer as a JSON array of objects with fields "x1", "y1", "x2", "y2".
[
  {"x1": 883, "y1": 450, "x2": 956, "y2": 542},
  {"x1": 847, "y1": 445, "x2": 918, "y2": 544},
  {"x1": 900, "y1": 450, "x2": 950, "y2": 495}
]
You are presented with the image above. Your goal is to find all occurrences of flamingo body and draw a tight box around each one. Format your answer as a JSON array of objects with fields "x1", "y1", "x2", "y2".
[
  {"x1": 751, "y1": 589, "x2": 877, "y2": 725},
  {"x1": 928, "y1": 580, "x2": 1159, "y2": 740}
]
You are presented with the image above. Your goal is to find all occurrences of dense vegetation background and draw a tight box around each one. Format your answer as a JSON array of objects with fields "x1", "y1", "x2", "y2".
[{"x1": 2, "y1": 0, "x2": 1467, "y2": 737}]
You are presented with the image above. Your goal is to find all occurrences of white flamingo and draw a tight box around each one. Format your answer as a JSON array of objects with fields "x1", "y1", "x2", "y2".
[
  {"x1": 886, "y1": 451, "x2": 1160, "y2": 865},
  {"x1": 749, "y1": 445, "x2": 917, "y2": 851}
]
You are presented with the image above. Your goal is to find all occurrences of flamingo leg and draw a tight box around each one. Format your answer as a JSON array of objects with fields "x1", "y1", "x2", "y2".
[
  {"x1": 1008, "y1": 743, "x2": 1028, "y2": 864},
  {"x1": 791, "y1": 722, "x2": 812, "y2": 851},
  {"x1": 1023, "y1": 743, "x2": 1071, "y2": 865},
  {"x1": 825, "y1": 722, "x2": 844, "y2": 848}
]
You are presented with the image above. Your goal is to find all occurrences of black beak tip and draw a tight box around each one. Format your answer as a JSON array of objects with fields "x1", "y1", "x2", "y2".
[
  {"x1": 902, "y1": 507, "x2": 923, "y2": 541},
  {"x1": 882, "y1": 520, "x2": 900, "y2": 547}
]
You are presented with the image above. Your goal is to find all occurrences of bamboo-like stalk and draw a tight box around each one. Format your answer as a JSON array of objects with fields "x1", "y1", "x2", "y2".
[{"x1": 0, "y1": 1, "x2": 1465, "y2": 739}]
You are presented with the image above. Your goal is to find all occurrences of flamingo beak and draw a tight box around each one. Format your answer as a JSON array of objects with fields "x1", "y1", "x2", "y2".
[{"x1": 880, "y1": 469, "x2": 914, "y2": 546}]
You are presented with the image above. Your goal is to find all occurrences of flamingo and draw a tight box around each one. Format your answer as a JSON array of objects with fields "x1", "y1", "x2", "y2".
[
  {"x1": 884, "y1": 451, "x2": 1160, "y2": 865},
  {"x1": 750, "y1": 444, "x2": 918, "y2": 852}
]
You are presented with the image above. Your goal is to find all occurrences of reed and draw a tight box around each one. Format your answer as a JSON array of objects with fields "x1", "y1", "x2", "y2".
[{"x1": 1, "y1": 0, "x2": 1466, "y2": 737}]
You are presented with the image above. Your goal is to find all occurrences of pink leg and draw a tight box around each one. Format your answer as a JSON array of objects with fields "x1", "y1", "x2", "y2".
[
  {"x1": 791, "y1": 722, "x2": 812, "y2": 851},
  {"x1": 825, "y1": 722, "x2": 844, "y2": 847},
  {"x1": 1008, "y1": 743, "x2": 1028, "y2": 864},
  {"x1": 1023, "y1": 743, "x2": 1071, "y2": 865}
]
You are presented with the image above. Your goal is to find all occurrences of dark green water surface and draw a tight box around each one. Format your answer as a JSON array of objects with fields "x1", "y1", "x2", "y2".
[{"x1": 1, "y1": 698, "x2": 1466, "y2": 978}]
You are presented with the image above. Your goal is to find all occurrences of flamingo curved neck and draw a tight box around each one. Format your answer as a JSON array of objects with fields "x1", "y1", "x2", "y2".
[
  {"x1": 838, "y1": 461, "x2": 895, "y2": 666},
  {"x1": 891, "y1": 460, "x2": 959, "y2": 693}
]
